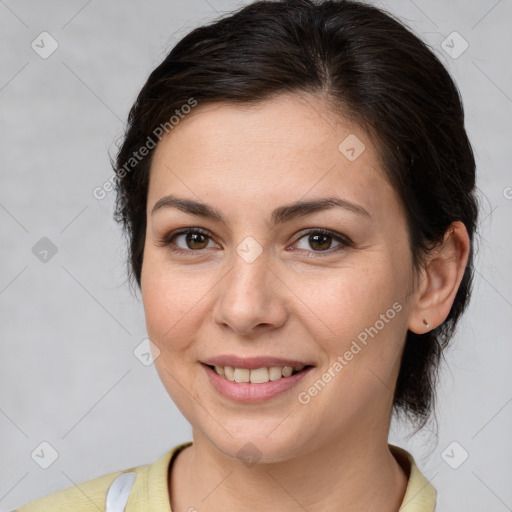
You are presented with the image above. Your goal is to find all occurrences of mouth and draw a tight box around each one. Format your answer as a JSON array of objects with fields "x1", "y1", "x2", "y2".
[
  {"x1": 201, "y1": 360, "x2": 315, "y2": 403},
  {"x1": 204, "y1": 363, "x2": 313, "y2": 383}
]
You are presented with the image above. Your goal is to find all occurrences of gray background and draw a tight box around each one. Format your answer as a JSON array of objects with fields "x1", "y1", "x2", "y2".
[{"x1": 1, "y1": 0, "x2": 511, "y2": 510}]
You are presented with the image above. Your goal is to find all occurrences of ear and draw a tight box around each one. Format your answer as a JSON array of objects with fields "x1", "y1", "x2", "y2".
[{"x1": 408, "y1": 221, "x2": 471, "y2": 334}]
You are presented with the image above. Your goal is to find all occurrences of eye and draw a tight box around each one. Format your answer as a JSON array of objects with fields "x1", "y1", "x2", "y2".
[
  {"x1": 157, "y1": 228, "x2": 218, "y2": 254},
  {"x1": 291, "y1": 228, "x2": 353, "y2": 255}
]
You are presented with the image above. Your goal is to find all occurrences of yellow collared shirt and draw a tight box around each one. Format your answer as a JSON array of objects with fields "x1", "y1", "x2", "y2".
[{"x1": 15, "y1": 442, "x2": 436, "y2": 511}]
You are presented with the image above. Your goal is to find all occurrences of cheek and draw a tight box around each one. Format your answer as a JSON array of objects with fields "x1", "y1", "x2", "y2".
[
  {"x1": 141, "y1": 262, "x2": 207, "y2": 411},
  {"x1": 141, "y1": 252, "x2": 201, "y2": 355},
  {"x1": 299, "y1": 261, "x2": 403, "y2": 344},
  {"x1": 300, "y1": 261, "x2": 411, "y2": 407},
  {"x1": 299, "y1": 265, "x2": 408, "y2": 412}
]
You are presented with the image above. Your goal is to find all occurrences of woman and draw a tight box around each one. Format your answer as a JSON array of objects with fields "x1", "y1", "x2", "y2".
[{"x1": 16, "y1": 0, "x2": 477, "y2": 510}]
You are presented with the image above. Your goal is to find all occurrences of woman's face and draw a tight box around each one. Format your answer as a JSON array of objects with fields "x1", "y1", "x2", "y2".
[{"x1": 141, "y1": 93, "x2": 417, "y2": 462}]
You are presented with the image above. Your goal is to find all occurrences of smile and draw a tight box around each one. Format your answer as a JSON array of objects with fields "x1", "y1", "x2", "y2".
[
  {"x1": 202, "y1": 362, "x2": 314, "y2": 402},
  {"x1": 210, "y1": 364, "x2": 307, "y2": 383}
]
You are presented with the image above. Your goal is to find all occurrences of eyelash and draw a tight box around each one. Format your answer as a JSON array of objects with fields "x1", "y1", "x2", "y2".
[{"x1": 157, "y1": 227, "x2": 353, "y2": 257}]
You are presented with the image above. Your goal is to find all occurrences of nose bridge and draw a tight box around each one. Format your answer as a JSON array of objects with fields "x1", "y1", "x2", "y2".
[
  {"x1": 213, "y1": 236, "x2": 286, "y2": 334},
  {"x1": 233, "y1": 242, "x2": 269, "y2": 294},
  {"x1": 226, "y1": 239, "x2": 273, "y2": 306}
]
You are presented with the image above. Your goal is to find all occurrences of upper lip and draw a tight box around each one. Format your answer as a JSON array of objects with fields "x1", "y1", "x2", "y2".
[{"x1": 202, "y1": 356, "x2": 314, "y2": 369}]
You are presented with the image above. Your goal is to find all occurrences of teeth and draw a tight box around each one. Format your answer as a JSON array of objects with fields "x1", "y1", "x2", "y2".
[
  {"x1": 281, "y1": 366, "x2": 293, "y2": 377},
  {"x1": 212, "y1": 364, "x2": 307, "y2": 383},
  {"x1": 224, "y1": 366, "x2": 235, "y2": 381},
  {"x1": 269, "y1": 367, "x2": 282, "y2": 381},
  {"x1": 234, "y1": 368, "x2": 250, "y2": 383},
  {"x1": 250, "y1": 367, "x2": 269, "y2": 383}
]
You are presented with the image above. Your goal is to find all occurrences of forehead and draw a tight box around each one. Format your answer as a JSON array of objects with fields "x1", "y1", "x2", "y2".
[
  {"x1": 147, "y1": 93, "x2": 400, "y2": 221},
  {"x1": 152, "y1": 93, "x2": 368, "y2": 161}
]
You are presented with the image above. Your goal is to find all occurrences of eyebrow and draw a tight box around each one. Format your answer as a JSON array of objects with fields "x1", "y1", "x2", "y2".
[{"x1": 151, "y1": 194, "x2": 371, "y2": 226}]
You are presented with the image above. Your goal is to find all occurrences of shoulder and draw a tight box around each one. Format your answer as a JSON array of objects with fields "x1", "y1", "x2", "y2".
[
  {"x1": 14, "y1": 467, "x2": 138, "y2": 512},
  {"x1": 14, "y1": 442, "x2": 192, "y2": 512},
  {"x1": 389, "y1": 444, "x2": 437, "y2": 511}
]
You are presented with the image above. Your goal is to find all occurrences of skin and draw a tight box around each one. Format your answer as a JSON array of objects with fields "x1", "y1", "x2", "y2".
[{"x1": 140, "y1": 92, "x2": 470, "y2": 512}]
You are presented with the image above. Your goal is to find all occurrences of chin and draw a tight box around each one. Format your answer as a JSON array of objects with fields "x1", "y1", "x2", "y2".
[{"x1": 210, "y1": 433, "x2": 306, "y2": 465}]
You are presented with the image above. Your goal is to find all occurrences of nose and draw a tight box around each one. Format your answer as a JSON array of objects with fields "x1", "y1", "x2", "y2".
[{"x1": 212, "y1": 246, "x2": 288, "y2": 337}]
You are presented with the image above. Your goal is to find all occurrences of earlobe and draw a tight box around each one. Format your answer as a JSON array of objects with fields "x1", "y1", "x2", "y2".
[{"x1": 408, "y1": 221, "x2": 470, "y2": 334}]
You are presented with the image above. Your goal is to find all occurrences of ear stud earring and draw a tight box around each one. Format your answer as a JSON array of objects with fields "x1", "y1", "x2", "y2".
[{"x1": 423, "y1": 318, "x2": 430, "y2": 329}]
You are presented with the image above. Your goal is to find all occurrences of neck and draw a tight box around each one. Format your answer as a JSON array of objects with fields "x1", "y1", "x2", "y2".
[{"x1": 170, "y1": 427, "x2": 408, "y2": 512}]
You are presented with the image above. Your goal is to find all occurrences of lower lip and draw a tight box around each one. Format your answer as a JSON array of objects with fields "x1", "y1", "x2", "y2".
[{"x1": 202, "y1": 364, "x2": 313, "y2": 403}]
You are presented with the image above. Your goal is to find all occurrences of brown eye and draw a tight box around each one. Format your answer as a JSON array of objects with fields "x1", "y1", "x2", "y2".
[
  {"x1": 160, "y1": 228, "x2": 217, "y2": 253},
  {"x1": 308, "y1": 233, "x2": 332, "y2": 251},
  {"x1": 180, "y1": 232, "x2": 210, "y2": 250},
  {"x1": 293, "y1": 229, "x2": 352, "y2": 254}
]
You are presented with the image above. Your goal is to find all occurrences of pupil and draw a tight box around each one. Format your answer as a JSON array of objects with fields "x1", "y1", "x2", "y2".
[
  {"x1": 187, "y1": 233, "x2": 207, "y2": 249},
  {"x1": 310, "y1": 234, "x2": 330, "y2": 251}
]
